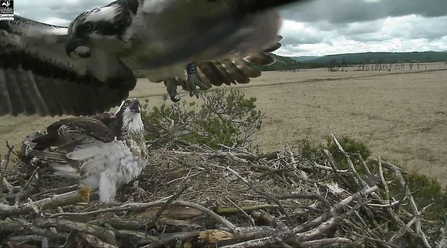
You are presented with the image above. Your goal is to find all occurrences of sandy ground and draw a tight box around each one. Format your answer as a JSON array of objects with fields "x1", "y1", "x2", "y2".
[{"x1": 1, "y1": 62, "x2": 447, "y2": 185}]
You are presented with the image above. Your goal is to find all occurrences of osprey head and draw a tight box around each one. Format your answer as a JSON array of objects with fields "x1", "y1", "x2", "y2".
[
  {"x1": 118, "y1": 98, "x2": 141, "y2": 114},
  {"x1": 115, "y1": 98, "x2": 144, "y2": 137},
  {"x1": 65, "y1": 0, "x2": 138, "y2": 57}
]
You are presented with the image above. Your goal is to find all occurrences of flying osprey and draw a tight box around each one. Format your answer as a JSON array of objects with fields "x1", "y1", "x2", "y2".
[
  {"x1": 26, "y1": 98, "x2": 147, "y2": 203},
  {"x1": 0, "y1": 0, "x2": 308, "y2": 117}
]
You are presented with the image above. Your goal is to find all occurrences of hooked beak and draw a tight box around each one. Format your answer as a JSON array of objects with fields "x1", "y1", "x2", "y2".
[
  {"x1": 65, "y1": 37, "x2": 90, "y2": 58},
  {"x1": 129, "y1": 101, "x2": 141, "y2": 113}
]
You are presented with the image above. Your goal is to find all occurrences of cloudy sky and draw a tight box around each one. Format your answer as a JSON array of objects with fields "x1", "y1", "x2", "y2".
[{"x1": 14, "y1": 0, "x2": 447, "y2": 57}]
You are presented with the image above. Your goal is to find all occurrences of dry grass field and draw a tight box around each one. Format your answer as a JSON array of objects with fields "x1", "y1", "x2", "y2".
[{"x1": 1, "y1": 62, "x2": 446, "y2": 185}]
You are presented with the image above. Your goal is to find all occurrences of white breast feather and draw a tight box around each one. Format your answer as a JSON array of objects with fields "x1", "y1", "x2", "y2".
[
  {"x1": 119, "y1": 108, "x2": 145, "y2": 134},
  {"x1": 55, "y1": 137, "x2": 147, "y2": 202}
]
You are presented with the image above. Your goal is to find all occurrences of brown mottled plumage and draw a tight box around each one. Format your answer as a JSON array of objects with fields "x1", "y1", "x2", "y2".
[{"x1": 26, "y1": 98, "x2": 147, "y2": 203}]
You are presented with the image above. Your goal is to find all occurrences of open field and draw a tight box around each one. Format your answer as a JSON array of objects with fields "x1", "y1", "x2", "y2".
[{"x1": 1, "y1": 62, "x2": 447, "y2": 185}]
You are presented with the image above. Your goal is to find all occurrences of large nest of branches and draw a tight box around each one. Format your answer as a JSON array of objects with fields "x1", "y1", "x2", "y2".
[
  {"x1": 1, "y1": 134, "x2": 446, "y2": 248},
  {"x1": 1, "y1": 90, "x2": 446, "y2": 248}
]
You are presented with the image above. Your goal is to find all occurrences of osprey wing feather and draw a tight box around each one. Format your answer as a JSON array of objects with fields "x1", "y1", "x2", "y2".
[
  {"x1": 0, "y1": 16, "x2": 136, "y2": 116},
  {"x1": 0, "y1": 0, "x2": 309, "y2": 116},
  {"x1": 27, "y1": 98, "x2": 147, "y2": 202}
]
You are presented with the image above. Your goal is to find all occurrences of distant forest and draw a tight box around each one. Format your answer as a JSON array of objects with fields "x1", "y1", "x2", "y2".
[
  {"x1": 133, "y1": 51, "x2": 447, "y2": 78},
  {"x1": 258, "y1": 51, "x2": 447, "y2": 71}
]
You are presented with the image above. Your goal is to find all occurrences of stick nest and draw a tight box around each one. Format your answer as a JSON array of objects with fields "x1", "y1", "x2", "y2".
[{"x1": 0, "y1": 134, "x2": 445, "y2": 248}]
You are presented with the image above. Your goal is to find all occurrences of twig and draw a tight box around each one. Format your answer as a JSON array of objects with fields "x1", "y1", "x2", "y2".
[
  {"x1": 50, "y1": 199, "x2": 237, "y2": 231},
  {"x1": 250, "y1": 211, "x2": 289, "y2": 232},
  {"x1": 437, "y1": 216, "x2": 447, "y2": 248},
  {"x1": 382, "y1": 160, "x2": 432, "y2": 248},
  {"x1": 292, "y1": 185, "x2": 378, "y2": 234},
  {"x1": 226, "y1": 197, "x2": 256, "y2": 226},
  {"x1": 346, "y1": 230, "x2": 398, "y2": 248},
  {"x1": 0, "y1": 186, "x2": 92, "y2": 218},
  {"x1": 140, "y1": 231, "x2": 201, "y2": 248},
  {"x1": 277, "y1": 193, "x2": 331, "y2": 210},
  {"x1": 217, "y1": 204, "x2": 300, "y2": 214},
  {"x1": 285, "y1": 143, "x2": 308, "y2": 179},
  {"x1": 389, "y1": 203, "x2": 434, "y2": 245},
  {"x1": 15, "y1": 167, "x2": 39, "y2": 205},
  {"x1": 11, "y1": 218, "x2": 67, "y2": 240},
  {"x1": 377, "y1": 157, "x2": 390, "y2": 202},
  {"x1": 31, "y1": 184, "x2": 79, "y2": 200},
  {"x1": 151, "y1": 185, "x2": 188, "y2": 224},
  {"x1": 219, "y1": 231, "x2": 292, "y2": 248},
  {"x1": 0, "y1": 141, "x2": 14, "y2": 203},
  {"x1": 311, "y1": 162, "x2": 349, "y2": 173},
  {"x1": 225, "y1": 165, "x2": 293, "y2": 226},
  {"x1": 79, "y1": 233, "x2": 118, "y2": 248},
  {"x1": 331, "y1": 134, "x2": 367, "y2": 189},
  {"x1": 60, "y1": 231, "x2": 79, "y2": 248},
  {"x1": 34, "y1": 217, "x2": 118, "y2": 246},
  {"x1": 300, "y1": 237, "x2": 353, "y2": 247}
]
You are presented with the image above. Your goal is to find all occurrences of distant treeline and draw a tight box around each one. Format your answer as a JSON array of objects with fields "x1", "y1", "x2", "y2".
[
  {"x1": 133, "y1": 51, "x2": 447, "y2": 77},
  {"x1": 258, "y1": 51, "x2": 447, "y2": 71}
]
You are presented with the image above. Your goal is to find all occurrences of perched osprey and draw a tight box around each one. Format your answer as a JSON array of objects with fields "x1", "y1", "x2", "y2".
[
  {"x1": 26, "y1": 98, "x2": 147, "y2": 203},
  {"x1": 0, "y1": 0, "x2": 308, "y2": 117}
]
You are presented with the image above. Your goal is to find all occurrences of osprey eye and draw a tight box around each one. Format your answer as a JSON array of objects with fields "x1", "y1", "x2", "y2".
[
  {"x1": 82, "y1": 22, "x2": 94, "y2": 33},
  {"x1": 123, "y1": 102, "x2": 129, "y2": 107}
]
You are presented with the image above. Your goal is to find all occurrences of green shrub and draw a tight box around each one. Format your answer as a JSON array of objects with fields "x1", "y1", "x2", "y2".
[
  {"x1": 324, "y1": 135, "x2": 372, "y2": 162},
  {"x1": 296, "y1": 136, "x2": 446, "y2": 223},
  {"x1": 404, "y1": 172, "x2": 447, "y2": 220},
  {"x1": 141, "y1": 88, "x2": 264, "y2": 149}
]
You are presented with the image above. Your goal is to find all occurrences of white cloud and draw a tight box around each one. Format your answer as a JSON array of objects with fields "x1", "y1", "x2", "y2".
[
  {"x1": 278, "y1": 14, "x2": 447, "y2": 56},
  {"x1": 12, "y1": 0, "x2": 447, "y2": 57},
  {"x1": 41, "y1": 17, "x2": 71, "y2": 26}
]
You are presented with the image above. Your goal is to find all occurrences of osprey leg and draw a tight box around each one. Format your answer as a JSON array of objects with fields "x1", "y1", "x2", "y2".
[
  {"x1": 186, "y1": 62, "x2": 211, "y2": 99},
  {"x1": 164, "y1": 79, "x2": 181, "y2": 102}
]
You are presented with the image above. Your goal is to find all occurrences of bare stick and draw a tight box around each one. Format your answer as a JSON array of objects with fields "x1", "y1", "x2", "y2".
[
  {"x1": 277, "y1": 193, "x2": 331, "y2": 210},
  {"x1": 79, "y1": 233, "x2": 118, "y2": 248},
  {"x1": 15, "y1": 167, "x2": 39, "y2": 205},
  {"x1": 311, "y1": 162, "x2": 349, "y2": 173},
  {"x1": 331, "y1": 134, "x2": 367, "y2": 189},
  {"x1": 377, "y1": 157, "x2": 390, "y2": 202},
  {"x1": 50, "y1": 199, "x2": 237, "y2": 231},
  {"x1": 437, "y1": 218, "x2": 447, "y2": 248},
  {"x1": 0, "y1": 185, "x2": 92, "y2": 218},
  {"x1": 225, "y1": 165, "x2": 293, "y2": 225},
  {"x1": 381, "y1": 160, "x2": 431, "y2": 248},
  {"x1": 233, "y1": 226, "x2": 276, "y2": 240},
  {"x1": 389, "y1": 203, "x2": 433, "y2": 246},
  {"x1": 11, "y1": 218, "x2": 67, "y2": 240},
  {"x1": 31, "y1": 184, "x2": 79, "y2": 200},
  {"x1": 292, "y1": 185, "x2": 378, "y2": 234},
  {"x1": 250, "y1": 211, "x2": 289, "y2": 232},
  {"x1": 300, "y1": 237, "x2": 353, "y2": 247},
  {"x1": 226, "y1": 197, "x2": 256, "y2": 227},
  {"x1": 219, "y1": 231, "x2": 291, "y2": 248},
  {"x1": 284, "y1": 143, "x2": 308, "y2": 179},
  {"x1": 35, "y1": 217, "x2": 117, "y2": 246},
  {"x1": 151, "y1": 185, "x2": 188, "y2": 224},
  {"x1": 140, "y1": 231, "x2": 201, "y2": 248},
  {"x1": 0, "y1": 141, "x2": 14, "y2": 203}
]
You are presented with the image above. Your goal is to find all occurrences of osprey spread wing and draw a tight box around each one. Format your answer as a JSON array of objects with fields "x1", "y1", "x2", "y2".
[{"x1": 0, "y1": 0, "x2": 309, "y2": 116}]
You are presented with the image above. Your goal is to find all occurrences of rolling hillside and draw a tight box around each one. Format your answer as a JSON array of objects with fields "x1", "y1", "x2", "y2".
[
  {"x1": 135, "y1": 51, "x2": 447, "y2": 78},
  {"x1": 297, "y1": 51, "x2": 447, "y2": 64}
]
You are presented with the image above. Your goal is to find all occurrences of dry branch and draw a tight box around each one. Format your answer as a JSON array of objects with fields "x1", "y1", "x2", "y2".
[
  {"x1": 0, "y1": 186, "x2": 92, "y2": 219},
  {"x1": 0, "y1": 134, "x2": 442, "y2": 248}
]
